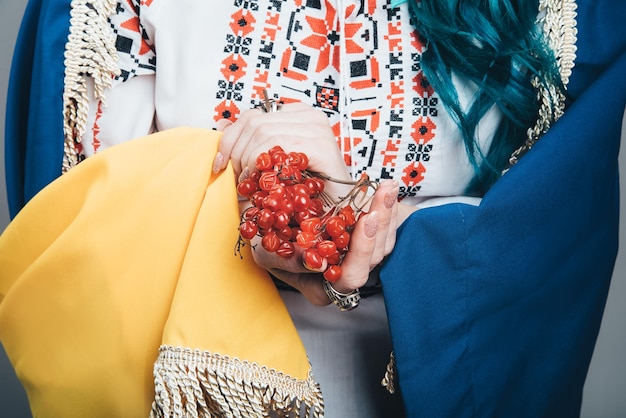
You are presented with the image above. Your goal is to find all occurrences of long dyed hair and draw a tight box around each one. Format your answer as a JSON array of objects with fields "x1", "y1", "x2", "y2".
[{"x1": 407, "y1": 0, "x2": 563, "y2": 194}]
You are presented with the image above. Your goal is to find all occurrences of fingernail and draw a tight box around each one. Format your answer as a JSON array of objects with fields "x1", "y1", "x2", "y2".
[
  {"x1": 212, "y1": 152, "x2": 224, "y2": 173},
  {"x1": 365, "y1": 211, "x2": 379, "y2": 238},
  {"x1": 238, "y1": 166, "x2": 250, "y2": 183},
  {"x1": 215, "y1": 119, "x2": 231, "y2": 131},
  {"x1": 384, "y1": 187, "x2": 398, "y2": 209}
]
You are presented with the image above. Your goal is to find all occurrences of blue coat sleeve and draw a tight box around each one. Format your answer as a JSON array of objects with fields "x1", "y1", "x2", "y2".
[
  {"x1": 4, "y1": 0, "x2": 70, "y2": 219},
  {"x1": 380, "y1": 1, "x2": 626, "y2": 416}
]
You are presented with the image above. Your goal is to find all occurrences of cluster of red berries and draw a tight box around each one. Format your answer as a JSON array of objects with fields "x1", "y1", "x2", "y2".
[{"x1": 236, "y1": 145, "x2": 374, "y2": 283}]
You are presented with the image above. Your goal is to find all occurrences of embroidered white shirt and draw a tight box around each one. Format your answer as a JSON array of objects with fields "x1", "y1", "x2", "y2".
[{"x1": 82, "y1": 0, "x2": 500, "y2": 206}]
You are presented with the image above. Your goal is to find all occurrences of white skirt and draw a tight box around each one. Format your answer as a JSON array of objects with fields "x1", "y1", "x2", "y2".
[{"x1": 280, "y1": 290, "x2": 406, "y2": 417}]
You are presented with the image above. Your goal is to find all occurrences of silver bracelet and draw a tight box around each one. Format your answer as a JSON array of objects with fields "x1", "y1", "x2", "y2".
[{"x1": 323, "y1": 280, "x2": 361, "y2": 311}]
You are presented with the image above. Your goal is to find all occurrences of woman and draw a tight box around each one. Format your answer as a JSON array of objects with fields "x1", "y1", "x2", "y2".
[{"x1": 3, "y1": 0, "x2": 626, "y2": 416}]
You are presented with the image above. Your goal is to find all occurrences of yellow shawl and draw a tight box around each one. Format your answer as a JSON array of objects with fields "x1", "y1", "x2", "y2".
[{"x1": 0, "y1": 128, "x2": 322, "y2": 417}]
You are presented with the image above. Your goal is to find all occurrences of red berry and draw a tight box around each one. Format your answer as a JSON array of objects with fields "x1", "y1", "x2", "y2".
[
  {"x1": 296, "y1": 231, "x2": 317, "y2": 249},
  {"x1": 268, "y1": 145, "x2": 285, "y2": 155},
  {"x1": 239, "y1": 220, "x2": 258, "y2": 240},
  {"x1": 292, "y1": 193, "x2": 310, "y2": 212},
  {"x1": 271, "y1": 150, "x2": 288, "y2": 166},
  {"x1": 326, "y1": 250, "x2": 342, "y2": 265},
  {"x1": 317, "y1": 240, "x2": 337, "y2": 258},
  {"x1": 323, "y1": 265, "x2": 342, "y2": 282},
  {"x1": 281, "y1": 198, "x2": 295, "y2": 216},
  {"x1": 291, "y1": 184, "x2": 309, "y2": 197},
  {"x1": 273, "y1": 210, "x2": 291, "y2": 229},
  {"x1": 237, "y1": 178, "x2": 258, "y2": 198},
  {"x1": 333, "y1": 231, "x2": 351, "y2": 249},
  {"x1": 300, "y1": 217, "x2": 322, "y2": 234},
  {"x1": 309, "y1": 197, "x2": 325, "y2": 217},
  {"x1": 276, "y1": 241, "x2": 296, "y2": 258},
  {"x1": 296, "y1": 152, "x2": 309, "y2": 171},
  {"x1": 269, "y1": 184, "x2": 287, "y2": 199},
  {"x1": 249, "y1": 169, "x2": 262, "y2": 184},
  {"x1": 294, "y1": 209, "x2": 313, "y2": 225},
  {"x1": 256, "y1": 209, "x2": 275, "y2": 230},
  {"x1": 262, "y1": 195, "x2": 282, "y2": 212},
  {"x1": 255, "y1": 152, "x2": 273, "y2": 171},
  {"x1": 251, "y1": 191, "x2": 267, "y2": 208},
  {"x1": 276, "y1": 225, "x2": 293, "y2": 241},
  {"x1": 312, "y1": 177, "x2": 325, "y2": 193},
  {"x1": 261, "y1": 231, "x2": 280, "y2": 253},
  {"x1": 259, "y1": 171, "x2": 278, "y2": 191},
  {"x1": 303, "y1": 178, "x2": 319, "y2": 195},
  {"x1": 243, "y1": 206, "x2": 260, "y2": 221},
  {"x1": 338, "y1": 206, "x2": 356, "y2": 226},
  {"x1": 303, "y1": 248, "x2": 324, "y2": 270},
  {"x1": 325, "y1": 216, "x2": 346, "y2": 238}
]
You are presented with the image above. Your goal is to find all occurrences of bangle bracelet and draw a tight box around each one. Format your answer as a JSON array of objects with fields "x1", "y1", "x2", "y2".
[{"x1": 323, "y1": 280, "x2": 361, "y2": 311}]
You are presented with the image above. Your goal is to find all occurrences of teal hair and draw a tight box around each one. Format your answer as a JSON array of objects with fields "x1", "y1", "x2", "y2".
[{"x1": 405, "y1": 0, "x2": 564, "y2": 194}]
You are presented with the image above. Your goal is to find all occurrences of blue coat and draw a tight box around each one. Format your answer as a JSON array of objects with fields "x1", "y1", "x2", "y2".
[{"x1": 381, "y1": 1, "x2": 626, "y2": 416}]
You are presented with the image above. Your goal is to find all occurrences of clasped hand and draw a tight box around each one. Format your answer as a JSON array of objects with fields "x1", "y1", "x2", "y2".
[{"x1": 214, "y1": 103, "x2": 399, "y2": 306}]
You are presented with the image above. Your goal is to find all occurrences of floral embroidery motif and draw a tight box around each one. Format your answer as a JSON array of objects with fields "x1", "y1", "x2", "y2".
[
  {"x1": 107, "y1": 0, "x2": 444, "y2": 200},
  {"x1": 210, "y1": 0, "x2": 442, "y2": 200}
]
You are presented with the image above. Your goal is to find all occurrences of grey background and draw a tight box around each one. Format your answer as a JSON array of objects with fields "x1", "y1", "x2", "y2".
[{"x1": 0, "y1": 1, "x2": 625, "y2": 416}]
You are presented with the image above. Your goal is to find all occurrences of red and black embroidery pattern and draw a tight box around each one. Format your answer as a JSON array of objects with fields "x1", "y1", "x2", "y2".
[
  {"x1": 107, "y1": 0, "x2": 444, "y2": 200},
  {"x1": 109, "y1": 0, "x2": 156, "y2": 81},
  {"x1": 213, "y1": 0, "x2": 441, "y2": 200}
]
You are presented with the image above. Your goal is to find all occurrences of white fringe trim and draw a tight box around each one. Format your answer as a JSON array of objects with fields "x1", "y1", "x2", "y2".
[
  {"x1": 505, "y1": 0, "x2": 578, "y2": 170},
  {"x1": 62, "y1": 0, "x2": 120, "y2": 172},
  {"x1": 381, "y1": 351, "x2": 396, "y2": 395},
  {"x1": 540, "y1": 0, "x2": 578, "y2": 86},
  {"x1": 150, "y1": 345, "x2": 324, "y2": 418}
]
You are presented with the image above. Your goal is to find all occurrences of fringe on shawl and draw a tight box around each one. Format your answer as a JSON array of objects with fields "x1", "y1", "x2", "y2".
[
  {"x1": 62, "y1": 0, "x2": 119, "y2": 172},
  {"x1": 150, "y1": 346, "x2": 325, "y2": 418}
]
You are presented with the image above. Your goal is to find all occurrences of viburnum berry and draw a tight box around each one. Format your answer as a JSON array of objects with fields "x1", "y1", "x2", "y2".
[
  {"x1": 317, "y1": 240, "x2": 337, "y2": 258},
  {"x1": 326, "y1": 250, "x2": 342, "y2": 266},
  {"x1": 299, "y1": 217, "x2": 322, "y2": 234},
  {"x1": 325, "y1": 216, "x2": 346, "y2": 238},
  {"x1": 333, "y1": 231, "x2": 351, "y2": 249},
  {"x1": 256, "y1": 209, "x2": 275, "y2": 230},
  {"x1": 276, "y1": 240, "x2": 296, "y2": 258},
  {"x1": 235, "y1": 145, "x2": 379, "y2": 283},
  {"x1": 258, "y1": 171, "x2": 278, "y2": 191},
  {"x1": 256, "y1": 152, "x2": 273, "y2": 171},
  {"x1": 338, "y1": 206, "x2": 356, "y2": 227},
  {"x1": 323, "y1": 265, "x2": 342, "y2": 283},
  {"x1": 261, "y1": 231, "x2": 280, "y2": 253},
  {"x1": 239, "y1": 220, "x2": 258, "y2": 240},
  {"x1": 237, "y1": 178, "x2": 258, "y2": 198},
  {"x1": 294, "y1": 209, "x2": 313, "y2": 225},
  {"x1": 276, "y1": 225, "x2": 293, "y2": 241},
  {"x1": 292, "y1": 193, "x2": 310, "y2": 212},
  {"x1": 273, "y1": 210, "x2": 291, "y2": 229},
  {"x1": 302, "y1": 248, "x2": 324, "y2": 270},
  {"x1": 296, "y1": 231, "x2": 317, "y2": 249}
]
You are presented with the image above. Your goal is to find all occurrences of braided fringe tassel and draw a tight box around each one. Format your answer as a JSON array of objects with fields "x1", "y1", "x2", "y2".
[
  {"x1": 63, "y1": 0, "x2": 120, "y2": 172},
  {"x1": 380, "y1": 351, "x2": 396, "y2": 395},
  {"x1": 504, "y1": 0, "x2": 577, "y2": 171},
  {"x1": 150, "y1": 346, "x2": 324, "y2": 418}
]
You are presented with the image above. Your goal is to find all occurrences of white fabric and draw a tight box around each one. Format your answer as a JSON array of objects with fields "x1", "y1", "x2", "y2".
[{"x1": 281, "y1": 291, "x2": 405, "y2": 417}]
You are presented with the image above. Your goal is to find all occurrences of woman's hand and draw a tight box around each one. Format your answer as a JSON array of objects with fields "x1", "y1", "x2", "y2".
[
  {"x1": 246, "y1": 179, "x2": 399, "y2": 306},
  {"x1": 214, "y1": 102, "x2": 352, "y2": 186},
  {"x1": 215, "y1": 102, "x2": 399, "y2": 305}
]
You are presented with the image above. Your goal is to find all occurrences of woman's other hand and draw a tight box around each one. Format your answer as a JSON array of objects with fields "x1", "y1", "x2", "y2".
[{"x1": 250, "y1": 179, "x2": 399, "y2": 306}]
